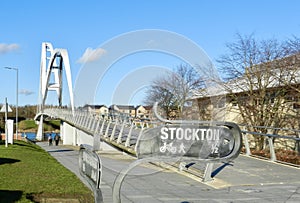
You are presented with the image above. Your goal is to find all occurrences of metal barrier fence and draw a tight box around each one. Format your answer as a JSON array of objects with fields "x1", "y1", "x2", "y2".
[
  {"x1": 240, "y1": 124, "x2": 300, "y2": 166},
  {"x1": 42, "y1": 108, "x2": 150, "y2": 155},
  {"x1": 40, "y1": 108, "x2": 300, "y2": 167}
]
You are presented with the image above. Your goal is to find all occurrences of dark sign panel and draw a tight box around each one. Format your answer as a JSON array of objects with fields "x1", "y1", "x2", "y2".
[
  {"x1": 136, "y1": 122, "x2": 242, "y2": 162},
  {"x1": 79, "y1": 144, "x2": 102, "y2": 189}
]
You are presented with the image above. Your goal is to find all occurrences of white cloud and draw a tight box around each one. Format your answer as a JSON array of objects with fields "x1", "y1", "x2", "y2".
[
  {"x1": 0, "y1": 43, "x2": 20, "y2": 54},
  {"x1": 19, "y1": 89, "x2": 34, "y2": 96},
  {"x1": 77, "y1": 47, "x2": 106, "y2": 64}
]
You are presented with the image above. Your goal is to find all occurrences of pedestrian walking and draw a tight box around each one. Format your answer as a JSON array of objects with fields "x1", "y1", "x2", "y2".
[
  {"x1": 48, "y1": 134, "x2": 53, "y2": 146},
  {"x1": 54, "y1": 134, "x2": 60, "y2": 146}
]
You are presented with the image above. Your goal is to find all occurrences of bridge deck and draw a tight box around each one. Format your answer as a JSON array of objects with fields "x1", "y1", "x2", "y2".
[
  {"x1": 37, "y1": 142, "x2": 300, "y2": 203},
  {"x1": 205, "y1": 155, "x2": 300, "y2": 188}
]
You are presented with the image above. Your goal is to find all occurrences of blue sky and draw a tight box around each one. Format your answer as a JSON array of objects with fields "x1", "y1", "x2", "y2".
[{"x1": 0, "y1": 0, "x2": 299, "y2": 107}]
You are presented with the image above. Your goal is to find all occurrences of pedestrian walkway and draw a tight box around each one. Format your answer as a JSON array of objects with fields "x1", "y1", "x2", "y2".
[
  {"x1": 36, "y1": 142, "x2": 92, "y2": 190},
  {"x1": 37, "y1": 141, "x2": 300, "y2": 203}
]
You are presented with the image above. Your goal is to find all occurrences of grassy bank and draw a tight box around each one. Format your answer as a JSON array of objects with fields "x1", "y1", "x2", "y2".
[
  {"x1": 0, "y1": 140, "x2": 93, "y2": 202},
  {"x1": 18, "y1": 120, "x2": 61, "y2": 132}
]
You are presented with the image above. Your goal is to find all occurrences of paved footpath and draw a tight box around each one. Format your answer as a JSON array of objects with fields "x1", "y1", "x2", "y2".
[{"x1": 37, "y1": 142, "x2": 300, "y2": 203}]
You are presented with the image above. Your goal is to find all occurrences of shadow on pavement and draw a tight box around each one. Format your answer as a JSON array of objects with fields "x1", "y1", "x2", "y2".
[{"x1": 47, "y1": 149, "x2": 74, "y2": 153}]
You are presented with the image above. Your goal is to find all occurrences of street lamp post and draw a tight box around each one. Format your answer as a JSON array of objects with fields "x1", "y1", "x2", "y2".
[{"x1": 4, "y1": 67, "x2": 18, "y2": 140}]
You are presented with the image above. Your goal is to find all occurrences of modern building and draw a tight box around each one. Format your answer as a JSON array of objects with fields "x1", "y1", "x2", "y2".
[
  {"x1": 135, "y1": 105, "x2": 152, "y2": 119},
  {"x1": 190, "y1": 54, "x2": 300, "y2": 128},
  {"x1": 107, "y1": 104, "x2": 153, "y2": 120},
  {"x1": 81, "y1": 104, "x2": 109, "y2": 118}
]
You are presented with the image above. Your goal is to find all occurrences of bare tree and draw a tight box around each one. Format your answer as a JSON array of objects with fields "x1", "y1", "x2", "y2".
[
  {"x1": 144, "y1": 64, "x2": 204, "y2": 119},
  {"x1": 216, "y1": 33, "x2": 300, "y2": 150},
  {"x1": 284, "y1": 35, "x2": 300, "y2": 55},
  {"x1": 144, "y1": 77, "x2": 176, "y2": 119}
]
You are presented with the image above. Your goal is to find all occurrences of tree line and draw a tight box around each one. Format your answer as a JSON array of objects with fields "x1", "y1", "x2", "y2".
[
  {"x1": 144, "y1": 33, "x2": 300, "y2": 132},
  {"x1": 0, "y1": 105, "x2": 50, "y2": 132}
]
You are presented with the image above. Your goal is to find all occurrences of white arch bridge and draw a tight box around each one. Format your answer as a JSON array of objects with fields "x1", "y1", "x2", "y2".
[
  {"x1": 34, "y1": 42, "x2": 299, "y2": 192},
  {"x1": 34, "y1": 42, "x2": 246, "y2": 186},
  {"x1": 33, "y1": 42, "x2": 300, "y2": 164},
  {"x1": 35, "y1": 107, "x2": 150, "y2": 155}
]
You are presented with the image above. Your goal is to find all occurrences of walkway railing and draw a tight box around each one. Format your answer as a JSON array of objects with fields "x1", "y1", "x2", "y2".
[
  {"x1": 39, "y1": 108, "x2": 300, "y2": 167},
  {"x1": 42, "y1": 108, "x2": 152, "y2": 155},
  {"x1": 240, "y1": 124, "x2": 300, "y2": 166}
]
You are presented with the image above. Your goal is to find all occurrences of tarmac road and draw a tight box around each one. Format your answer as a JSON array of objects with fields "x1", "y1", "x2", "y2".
[{"x1": 37, "y1": 142, "x2": 300, "y2": 203}]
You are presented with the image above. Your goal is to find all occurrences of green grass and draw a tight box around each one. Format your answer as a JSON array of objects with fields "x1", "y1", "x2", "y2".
[
  {"x1": 18, "y1": 120, "x2": 37, "y2": 131},
  {"x1": 0, "y1": 140, "x2": 93, "y2": 202},
  {"x1": 18, "y1": 120, "x2": 61, "y2": 132},
  {"x1": 46, "y1": 120, "x2": 60, "y2": 128}
]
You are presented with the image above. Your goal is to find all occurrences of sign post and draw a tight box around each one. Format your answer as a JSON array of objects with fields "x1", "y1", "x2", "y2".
[
  {"x1": 136, "y1": 122, "x2": 242, "y2": 161},
  {"x1": 79, "y1": 144, "x2": 103, "y2": 203},
  {"x1": 0, "y1": 98, "x2": 13, "y2": 147},
  {"x1": 7, "y1": 119, "x2": 14, "y2": 144},
  {"x1": 112, "y1": 102, "x2": 243, "y2": 202}
]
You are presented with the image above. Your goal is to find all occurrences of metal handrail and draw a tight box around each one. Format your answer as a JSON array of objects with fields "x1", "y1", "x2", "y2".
[
  {"x1": 242, "y1": 130, "x2": 300, "y2": 141},
  {"x1": 239, "y1": 124, "x2": 300, "y2": 133},
  {"x1": 241, "y1": 129, "x2": 299, "y2": 166},
  {"x1": 38, "y1": 107, "x2": 300, "y2": 166}
]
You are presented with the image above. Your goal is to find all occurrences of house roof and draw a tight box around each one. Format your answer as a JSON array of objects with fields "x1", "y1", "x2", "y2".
[
  {"x1": 143, "y1": 105, "x2": 153, "y2": 110},
  {"x1": 83, "y1": 104, "x2": 107, "y2": 109},
  {"x1": 190, "y1": 54, "x2": 300, "y2": 99},
  {"x1": 109, "y1": 104, "x2": 135, "y2": 110},
  {"x1": 135, "y1": 105, "x2": 153, "y2": 111}
]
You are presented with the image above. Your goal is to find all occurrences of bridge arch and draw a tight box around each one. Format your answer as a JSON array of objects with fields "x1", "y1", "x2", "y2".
[{"x1": 36, "y1": 42, "x2": 74, "y2": 140}]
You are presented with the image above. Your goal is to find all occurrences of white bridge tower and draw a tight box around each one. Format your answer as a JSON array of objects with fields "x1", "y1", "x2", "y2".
[{"x1": 36, "y1": 42, "x2": 74, "y2": 141}]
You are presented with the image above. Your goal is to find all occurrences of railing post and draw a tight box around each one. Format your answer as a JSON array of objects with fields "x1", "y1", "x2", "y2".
[
  {"x1": 83, "y1": 114, "x2": 88, "y2": 129},
  {"x1": 203, "y1": 163, "x2": 214, "y2": 182},
  {"x1": 117, "y1": 121, "x2": 126, "y2": 144},
  {"x1": 268, "y1": 136, "x2": 277, "y2": 162},
  {"x1": 296, "y1": 132, "x2": 300, "y2": 155},
  {"x1": 243, "y1": 132, "x2": 251, "y2": 156},
  {"x1": 104, "y1": 120, "x2": 111, "y2": 138},
  {"x1": 79, "y1": 112, "x2": 85, "y2": 128},
  {"x1": 84, "y1": 112, "x2": 90, "y2": 129},
  {"x1": 94, "y1": 118, "x2": 101, "y2": 135},
  {"x1": 91, "y1": 117, "x2": 97, "y2": 132},
  {"x1": 125, "y1": 122, "x2": 134, "y2": 147},
  {"x1": 93, "y1": 119, "x2": 101, "y2": 151},
  {"x1": 80, "y1": 112, "x2": 85, "y2": 128},
  {"x1": 95, "y1": 119, "x2": 101, "y2": 134},
  {"x1": 110, "y1": 121, "x2": 118, "y2": 141},
  {"x1": 89, "y1": 115, "x2": 93, "y2": 130},
  {"x1": 134, "y1": 128, "x2": 144, "y2": 152},
  {"x1": 75, "y1": 111, "x2": 80, "y2": 126},
  {"x1": 97, "y1": 119, "x2": 105, "y2": 135},
  {"x1": 71, "y1": 110, "x2": 76, "y2": 124},
  {"x1": 88, "y1": 115, "x2": 95, "y2": 131}
]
